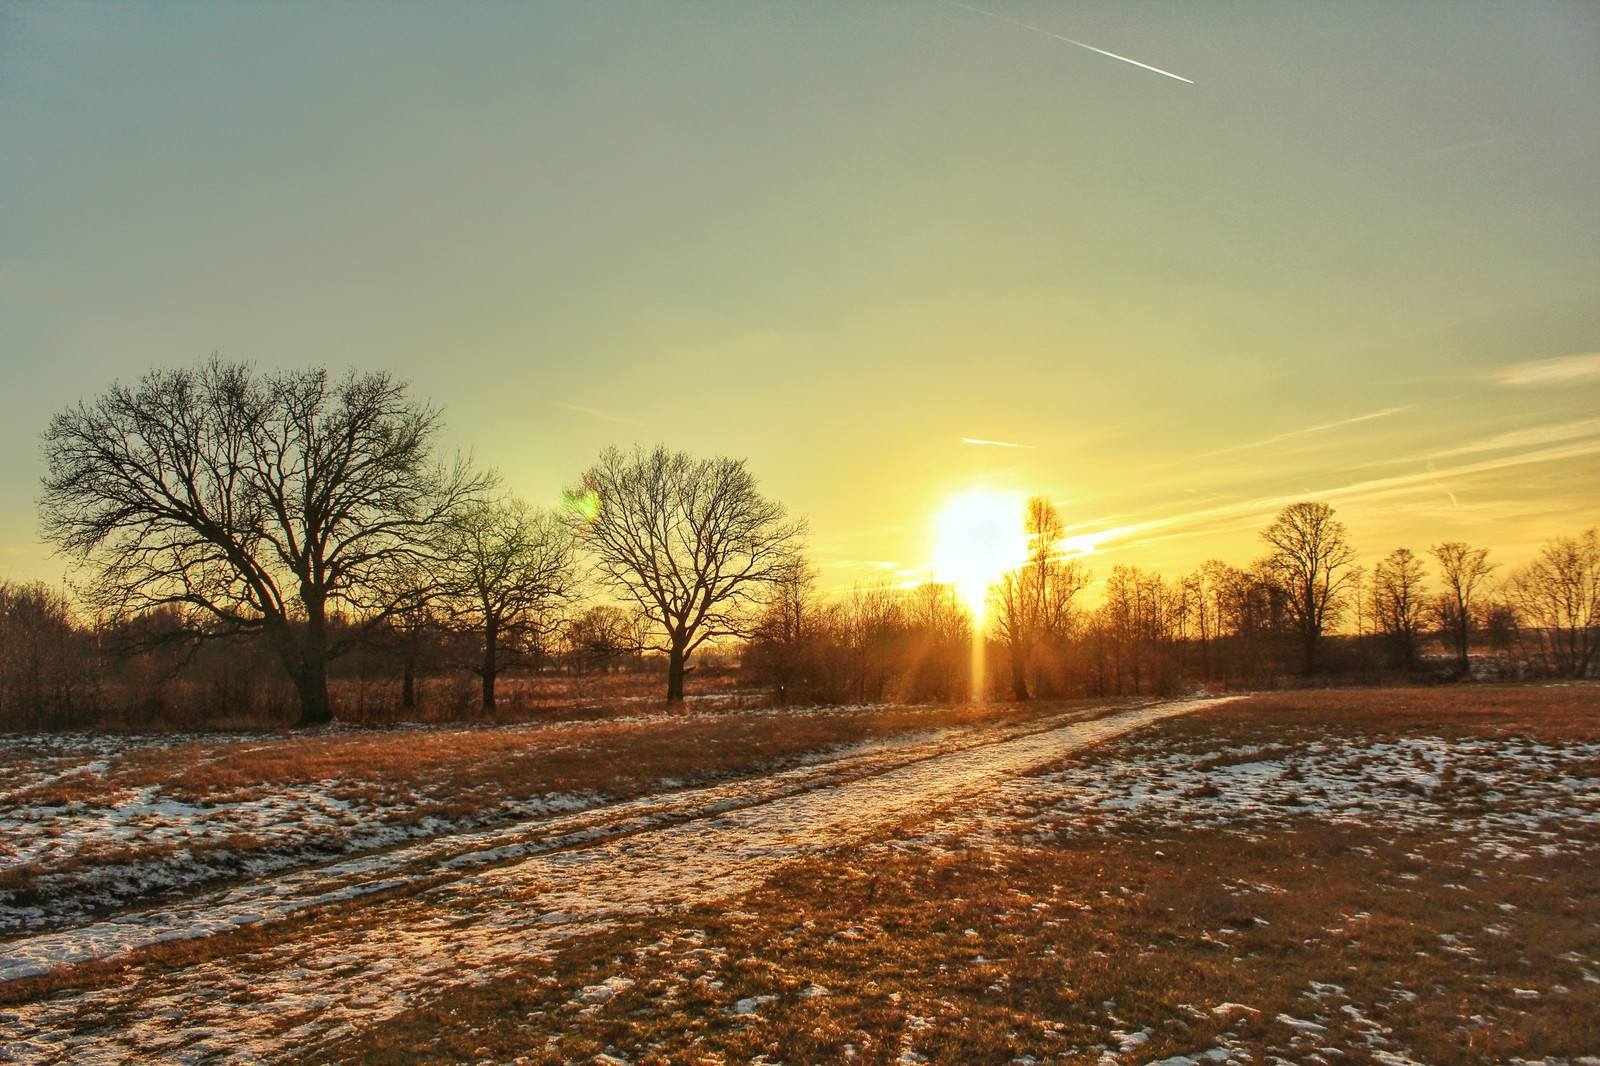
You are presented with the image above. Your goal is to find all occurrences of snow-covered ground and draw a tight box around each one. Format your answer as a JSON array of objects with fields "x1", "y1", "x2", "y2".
[
  {"x1": 4, "y1": 694, "x2": 1598, "y2": 1065},
  {"x1": 0, "y1": 698, "x2": 1219, "y2": 1064},
  {"x1": 978, "y1": 731, "x2": 1600, "y2": 864},
  {"x1": 0, "y1": 707, "x2": 926, "y2": 935}
]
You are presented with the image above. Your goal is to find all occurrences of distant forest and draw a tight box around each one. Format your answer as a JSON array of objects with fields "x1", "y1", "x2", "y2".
[{"x1": 3, "y1": 360, "x2": 1596, "y2": 731}]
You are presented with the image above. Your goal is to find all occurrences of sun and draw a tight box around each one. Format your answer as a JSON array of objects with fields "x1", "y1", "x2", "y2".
[{"x1": 932, "y1": 488, "x2": 1031, "y2": 617}]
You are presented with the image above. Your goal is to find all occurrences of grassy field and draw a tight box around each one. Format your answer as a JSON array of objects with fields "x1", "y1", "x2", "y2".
[
  {"x1": 0, "y1": 695, "x2": 1104, "y2": 933},
  {"x1": 322, "y1": 685, "x2": 1600, "y2": 1066},
  {"x1": 2, "y1": 684, "x2": 1598, "y2": 1065}
]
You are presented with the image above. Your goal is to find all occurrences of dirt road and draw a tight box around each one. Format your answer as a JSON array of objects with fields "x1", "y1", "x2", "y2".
[{"x1": 0, "y1": 697, "x2": 1229, "y2": 1064}]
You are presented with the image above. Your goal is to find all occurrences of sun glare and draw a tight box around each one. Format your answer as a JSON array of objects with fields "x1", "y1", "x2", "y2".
[{"x1": 932, "y1": 489, "x2": 1031, "y2": 618}]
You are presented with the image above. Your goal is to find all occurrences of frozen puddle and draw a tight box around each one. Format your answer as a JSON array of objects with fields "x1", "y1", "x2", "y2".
[{"x1": 0, "y1": 697, "x2": 1228, "y2": 1064}]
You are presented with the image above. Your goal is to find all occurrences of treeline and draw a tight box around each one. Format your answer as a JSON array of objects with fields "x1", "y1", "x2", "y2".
[
  {"x1": 745, "y1": 503, "x2": 1600, "y2": 705},
  {"x1": 0, "y1": 585, "x2": 655, "y2": 731},
  {"x1": 7, "y1": 358, "x2": 1598, "y2": 732},
  {"x1": 24, "y1": 359, "x2": 800, "y2": 729}
]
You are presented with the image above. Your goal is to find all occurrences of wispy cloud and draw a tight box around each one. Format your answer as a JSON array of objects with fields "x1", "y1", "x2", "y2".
[
  {"x1": 961, "y1": 436, "x2": 1032, "y2": 449},
  {"x1": 1410, "y1": 418, "x2": 1600, "y2": 464},
  {"x1": 549, "y1": 400, "x2": 640, "y2": 426},
  {"x1": 1493, "y1": 352, "x2": 1600, "y2": 387},
  {"x1": 943, "y1": 0, "x2": 1194, "y2": 84},
  {"x1": 1197, "y1": 406, "x2": 1413, "y2": 460},
  {"x1": 1084, "y1": 435, "x2": 1600, "y2": 558}
]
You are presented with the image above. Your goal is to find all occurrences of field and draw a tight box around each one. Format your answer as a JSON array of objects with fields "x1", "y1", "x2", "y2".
[{"x1": 1, "y1": 684, "x2": 1598, "y2": 1065}]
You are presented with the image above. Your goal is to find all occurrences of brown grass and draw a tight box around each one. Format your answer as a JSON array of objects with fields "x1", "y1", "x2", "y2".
[
  {"x1": 1, "y1": 698, "x2": 1124, "y2": 929},
  {"x1": 309, "y1": 684, "x2": 1600, "y2": 1065},
  {"x1": 9, "y1": 684, "x2": 1598, "y2": 1064}
]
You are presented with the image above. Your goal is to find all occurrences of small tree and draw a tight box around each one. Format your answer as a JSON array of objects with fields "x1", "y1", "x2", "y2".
[
  {"x1": 745, "y1": 557, "x2": 823, "y2": 705},
  {"x1": 1429, "y1": 541, "x2": 1497, "y2": 679},
  {"x1": 904, "y1": 579, "x2": 972, "y2": 702},
  {"x1": 572, "y1": 445, "x2": 804, "y2": 704},
  {"x1": 440, "y1": 496, "x2": 575, "y2": 714},
  {"x1": 563, "y1": 605, "x2": 647, "y2": 677},
  {"x1": 1503, "y1": 529, "x2": 1600, "y2": 678},
  {"x1": 1257, "y1": 501, "x2": 1360, "y2": 676},
  {"x1": 987, "y1": 496, "x2": 1090, "y2": 700},
  {"x1": 1370, "y1": 547, "x2": 1428, "y2": 669},
  {"x1": 39, "y1": 359, "x2": 483, "y2": 725}
]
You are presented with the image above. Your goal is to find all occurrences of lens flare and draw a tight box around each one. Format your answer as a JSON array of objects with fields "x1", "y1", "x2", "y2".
[{"x1": 932, "y1": 489, "x2": 1030, "y2": 618}]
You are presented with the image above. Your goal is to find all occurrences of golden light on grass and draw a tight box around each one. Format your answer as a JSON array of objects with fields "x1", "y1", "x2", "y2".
[{"x1": 932, "y1": 488, "x2": 1030, "y2": 619}]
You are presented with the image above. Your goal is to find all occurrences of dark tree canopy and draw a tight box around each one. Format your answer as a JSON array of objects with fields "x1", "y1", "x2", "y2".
[
  {"x1": 39, "y1": 358, "x2": 483, "y2": 724},
  {"x1": 573, "y1": 444, "x2": 804, "y2": 703},
  {"x1": 1258, "y1": 501, "x2": 1360, "y2": 676}
]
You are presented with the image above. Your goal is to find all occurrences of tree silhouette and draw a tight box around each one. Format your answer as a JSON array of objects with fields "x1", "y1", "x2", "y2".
[
  {"x1": 1429, "y1": 541, "x2": 1497, "y2": 679},
  {"x1": 40, "y1": 359, "x2": 483, "y2": 725},
  {"x1": 1370, "y1": 547, "x2": 1427, "y2": 669},
  {"x1": 572, "y1": 445, "x2": 804, "y2": 704},
  {"x1": 987, "y1": 497, "x2": 1090, "y2": 700},
  {"x1": 440, "y1": 495, "x2": 575, "y2": 714},
  {"x1": 1258, "y1": 502, "x2": 1360, "y2": 676}
]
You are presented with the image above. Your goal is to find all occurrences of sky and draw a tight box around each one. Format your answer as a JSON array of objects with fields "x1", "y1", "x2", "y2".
[{"x1": 2, "y1": 1, "x2": 1598, "y2": 600}]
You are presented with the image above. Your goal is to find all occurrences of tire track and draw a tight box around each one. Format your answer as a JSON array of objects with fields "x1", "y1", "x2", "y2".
[{"x1": 0, "y1": 697, "x2": 1231, "y2": 1065}]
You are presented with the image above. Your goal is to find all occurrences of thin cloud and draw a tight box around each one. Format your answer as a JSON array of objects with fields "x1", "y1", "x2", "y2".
[
  {"x1": 549, "y1": 400, "x2": 640, "y2": 427},
  {"x1": 1494, "y1": 352, "x2": 1600, "y2": 387},
  {"x1": 1084, "y1": 436, "x2": 1600, "y2": 557},
  {"x1": 1197, "y1": 406, "x2": 1413, "y2": 460},
  {"x1": 961, "y1": 437, "x2": 1032, "y2": 449},
  {"x1": 1419, "y1": 418, "x2": 1600, "y2": 463},
  {"x1": 943, "y1": 0, "x2": 1194, "y2": 84},
  {"x1": 1347, "y1": 417, "x2": 1600, "y2": 470}
]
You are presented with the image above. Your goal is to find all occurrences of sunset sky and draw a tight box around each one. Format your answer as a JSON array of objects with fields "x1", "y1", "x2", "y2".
[{"x1": 3, "y1": 2, "x2": 1598, "y2": 599}]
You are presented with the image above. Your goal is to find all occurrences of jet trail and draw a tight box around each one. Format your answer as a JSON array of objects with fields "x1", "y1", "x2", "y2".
[{"x1": 944, "y1": 0, "x2": 1194, "y2": 84}]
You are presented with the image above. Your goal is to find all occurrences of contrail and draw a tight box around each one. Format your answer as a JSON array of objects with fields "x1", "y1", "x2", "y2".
[
  {"x1": 550, "y1": 400, "x2": 640, "y2": 426},
  {"x1": 961, "y1": 436, "x2": 1032, "y2": 448},
  {"x1": 1196, "y1": 405, "x2": 1413, "y2": 459},
  {"x1": 944, "y1": 0, "x2": 1194, "y2": 84}
]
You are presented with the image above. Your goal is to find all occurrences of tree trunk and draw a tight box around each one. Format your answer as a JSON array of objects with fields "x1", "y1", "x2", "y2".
[
  {"x1": 481, "y1": 616, "x2": 498, "y2": 714},
  {"x1": 666, "y1": 638, "x2": 688, "y2": 704},
  {"x1": 402, "y1": 656, "x2": 416, "y2": 709},
  {"x1": 293, "y1": 655, "x2": 333, "y2": 726},
  {"x1": 292, "y1": 607, "x2": 334, "y2": 726},
  {"x1": 1008, "y1": 644, "x2": 1030, "y2": 701},
  {"x1": 1302, "y1": 631, "x2": 1319, "y2": 677}
]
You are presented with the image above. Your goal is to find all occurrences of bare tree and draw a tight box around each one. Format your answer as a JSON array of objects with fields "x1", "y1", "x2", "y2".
[
  {"x1": 563, "y1": 604, "x2": 647, "y2": 677},
  {"x1": 440, "y1": 496, "x2": 575, "y2": 714},
  {"x1": 0, "y1": 581, "x2": 97, "y2": 730},
  {"x1": 1369, "y1": 547, "x2": 1428, "y2": 669},
  {"x1": 1429, "y1": 541, "x2": 1497, "y2": 679},
  {"x1": 1258, "y1": 501, "x2": 1361, "y2": 676},
  {"x1": 39, "y1": 359, "x2": 483, "y2": 725},
  {"x1": 905, "y1": 579, "x2": 972, "y2": 702},
  {"x1": 986, "y1": 496, "x2": 1091, "y2": 700},
  {"x1": 745, "y1": 556, "x2": 823, "y2": 705},
  {"x1": 572, "y1": 445, "x2": 804, "y2": 703},
  {"x1": 1503, "y1": 529, "x2": 1600, "y2": 678}
]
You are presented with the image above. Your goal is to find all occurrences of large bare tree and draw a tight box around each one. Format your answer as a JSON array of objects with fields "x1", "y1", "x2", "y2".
[
  {"x1": 572, "y1": 445, "x2": 804, "y2": 703},
  {"x1": 987, "y1": 496, "x2": 1091, "y2": 700},
  {"x1": 39, "y1": 359, "x2": 482, "y2": 725},
  {"x1": 1429, "y1": 541, "x2": 1497, "y2": 679},
  {"x1": 1258, "y1": 501, "x2": 1361, "y2": 676},
  {"x1": 440, "y1": 495, "x2": 575, "y2": 714}
]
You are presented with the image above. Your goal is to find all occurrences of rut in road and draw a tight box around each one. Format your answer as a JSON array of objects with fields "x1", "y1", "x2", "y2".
[{"x1": 0, "y1": 697, "x2": 1231, "y2": 1065}]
